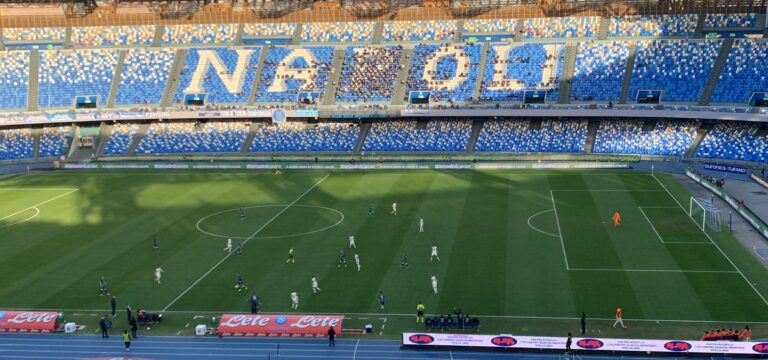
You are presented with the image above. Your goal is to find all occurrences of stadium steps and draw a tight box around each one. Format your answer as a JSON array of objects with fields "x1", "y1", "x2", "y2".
[
  {"x1": 583, "y1": 119, "x2": 601, "y2": 154},
  {"x1": 247, "y1": 47, "x2": 270, "y2": 105},
  {"x1": 454, "y1": 20, "x2": 464, "y2": 42},
  {"x1": 756, "y1": 124, "x2": 768, "y2": 138},
  {"x1": 324, "y1": 49, "x2": 347, "y2": 106},
  {"x1": 598, "y1": 17, "x2": 609, "y2": 40},
  {"x1": 31, "y1": 128, "x2": 41, "y2": 159},
  {"x1": 240, "y1": 121, "x2": 257, "y2": 153},
  {"x1": 698, "y1": 39, "x2": 733, "y2": 106},
  {"x1": 512, "y1": 20, "x2": 523, "y2": 42},
  {"x1": 472, "y1": 43, "x2": 490, "y2": 101},
  {"x1": 354, "y1": 122, "x2": 372, "y2": 153},
  {"x1": 126, "y1": 123, "x2": 150, "y2": 156},
  {"x1": 291, "y1": 24, "x2": 303, "y2": 45},
  {"x1": 371, "y1": 23, "x2": 384, "y2": 44},
  {"x1": 619, "y1": 42, "x2": 638, "y2": 104},
  {"x1": 64, "y1": 27, "x2": 72, "y2": 49},
  {"x1": 95, "y1": 123, "x2": 113, "y2": 156},
  {"x1": 235, "y1": 23, "x2": 245, "y2": 45},
  {"x1": 152, "y1": 26, "x2": 164, "y2": 47},
  {"x1": 558, "y1": 45, "x2": 578, "y2": 104},
  {"x1": 466, "y1": 119, "x2": 484, "y2": 153},
  {"x1": 106, "y1": 50, "x2": 127, "y2": 108},
  {"x1": 391, "y1": 48, "x2": 414, "y2": 105},
  {"x1": 0, "y1": 28, "x2": 5, "y2": 50},
  {"x1": 684, "y1": 122, "x2": 715, "y2": 158},
  {"x1": 68, "y1": 126, "x2": 95, "y2": 161},
  {"x1": 27, "y1": 50, "x2": 40, "y2": 111},
  {"x1": 66, "y1": 124, "x2": 80, "y2": 159},
  {"x1": 694, "y1": 16, "x2": 705, "y2": 38},
  {"x1": 161, "y1": 49, "x2": 188, "y2": 107}
]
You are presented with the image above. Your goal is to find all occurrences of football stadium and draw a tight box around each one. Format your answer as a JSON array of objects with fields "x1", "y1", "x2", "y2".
[{"x1": 2, "y1": 0, "x2": 768, "y2": 358}]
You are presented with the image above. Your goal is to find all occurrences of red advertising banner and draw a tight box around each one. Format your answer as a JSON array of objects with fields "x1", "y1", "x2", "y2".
[
  {"x1": 0, "y1": 311, "x2": 59, "y2": 333},
  {"x1": 217, "y1": 314, "x2": 343, "y2": 338}
]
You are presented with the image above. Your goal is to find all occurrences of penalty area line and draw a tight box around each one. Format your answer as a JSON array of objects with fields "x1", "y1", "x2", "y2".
[
  {"x1": 161, "y1": 175, "x2": 330, "y2": 312},
  {"x1": 0, "y1": 189, "x2": 79, "y2": 223}
]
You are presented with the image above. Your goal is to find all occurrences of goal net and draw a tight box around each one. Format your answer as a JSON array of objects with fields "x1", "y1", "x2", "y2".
[{"x1": 689, "y1": 197, "x2": 723, "y2": 232}]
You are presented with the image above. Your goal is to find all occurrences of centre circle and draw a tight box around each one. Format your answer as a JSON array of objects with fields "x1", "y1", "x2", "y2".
[{"x1": 196, "y1": 205, "x2": 344, "y2": 240}]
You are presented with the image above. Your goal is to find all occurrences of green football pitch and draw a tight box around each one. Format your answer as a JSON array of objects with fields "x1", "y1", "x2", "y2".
[{"x1": 1, "y1": 169, "x2": 768, "y2": 339}]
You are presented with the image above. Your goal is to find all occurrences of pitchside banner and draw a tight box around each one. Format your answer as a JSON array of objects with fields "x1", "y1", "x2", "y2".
[
  {"x1": 703, "y1": 163, "x2": 747, "y2": 174},
  {"x1": 403, "y1": 333, "x2": 768, "y2": 355},
  {"x1": 217, "y1": 314, "x2": 343, "y2": 337},
  {"x1": 0, "y1": 311, "x2": 59, "y2": 333}
]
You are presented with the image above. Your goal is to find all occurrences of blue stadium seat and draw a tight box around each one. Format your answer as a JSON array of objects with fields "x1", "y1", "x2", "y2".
[
  {"x1": 711, "y1": 40, "x2": 768, "y2": 104},
  {"x1": 383, "y1": 21, "x2": 457, "y2": 42},
  {"x1": 520, "y1": 17, "x2": 599, "y2": 39},
  {"x1": 695, "y1": 122, "x2": 768, "y2": 162},
  {"x1": 38, "y1": 49, "x2": 119, "y2": 108},
  {"x1": 475, "y1": 119, "x2": 587, "y2": 152},
  {"x1": 302, "y1": 22, "x2": 374, "y2": 42},
  {"x1": 161, "y1": 24, "x2": 237, "y2": 45},
  {"x1": 593, "y1": 120, "x2": 698, "y2": 156},
  {"x1": 406, "y1": 43, "x2": 483, "y2": 102},
  {"x1": 462, "y1": 19, "x2": 516, "y2": 34},
  {"x1": 704, "y1": 13, "x2": 757, "y2": 28},
  {"x1": 254, "y1": 46, "x2": 334, "y2": 103},
  {"x1": 103, "y1": 123, "x2": 138, "y2": 156},
  {"x1": 479, "y1": 43, "x2": 565, "y2": 102},
  {"x1": 116, "y1": 49, "x2": 175, "y2": 106},
  {"x1": 336, "y1": 46, "x2": 403, "y2": 103},
  {"x1": 608, "y1": 15, "x2": 698, "y2": 37},
  {"x1": 0, "y1": 128, "x2": 34, "y2": 160},
  {"x1": 249, "y1": 122, "x2": 359, "y2": 152},
  {"x1": 71, "y1": 26, "x2": 155, "y2": 47},
  {"x1": 174, "y1": 47, "x2": 262, "y2": 105},
  {"x1": 0, "y1": 50, "x2": 29, "y2": 109},
  {"x1": 362, "y1": 120, "x2": 471, "y2": 151},
  {"x1": 135, "y1": 121, "x2": 249, "y2": 154},
  {"x1": 571, "y1": 41, "x2": 629, "y2": 102},
  {"x1": 38, "y1": 126, "x2": 69, "y2": 158}
]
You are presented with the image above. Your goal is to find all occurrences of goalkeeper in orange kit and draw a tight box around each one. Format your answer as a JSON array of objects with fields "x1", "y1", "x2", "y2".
[{"x1": 612, "y1": 211, "x2": 621, "y2": 227}]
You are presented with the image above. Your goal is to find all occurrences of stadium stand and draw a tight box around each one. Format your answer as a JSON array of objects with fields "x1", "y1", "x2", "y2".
[
  {"x1": 249, "y1": 122, "x2": 359, "y2": 152},
  {"x1": 571, "y1": 41, "x2": 630, "y2": 102},
  {"x1": 479, "y1": 43, "x2": 565, "y2": 102},
  {"x1": 335, "y1": 46, "x2": 403, "y2": 103},
  {"x1": 520, "y1": 17, "x2": 599, "y2": 39},
  {"x1": 475, "y1": 119, "x2": 587, "y2": 153},
  {"x1": 71, "y1": 26, "x2": 155, "y2": 47},
  {"x1": 3, "y1": 27, "x2": 65, "y2": 42},
  {"x1": 301, "y1": 22, "x2": 374, "y2": 42},
  {"x1": 0, "y1": 50, "x2": 30, "y2": 110},
  {"x1": 0, "y1": 128, "x2": 34, "y2": 160},
  {"x1": 38, "y1": 49, "x2": 119, "y2": 108},
  {"x1": 406, "y1": 43, "x2": 483, "y2": 102},
  {"x1": 383, "y1": 21, "x2": 457, "y2": 42},
  {"x1": 38, "y1": 126, "x2": 69, "y2": 158},
  {"x1": 254, "y1": 46, "x2": 334, "y2": 103},
  {"x1": 242, "y1": 23, "x2": 296, "y2": 37},
  {"x1": 115, "y1": 49, "x2": 175, "y2": 106},
  {"x1": 135, "y1": 121, "x2": 249, "y2": 154},
  {"x1": 695, "y1": 122, "x2": 768, "y2": 162},
  {"x1": 103, "y1": 123, "x2": 139, "y2": 155},
  {"x1": 593, "y1": 119, "x2": 698, "y2": 156},
  {"x1": 462, "y1": 19, "x2": 517, "y2": 34},
  {"x1": 174, "y1": 47, "x2": 261, "y2": 104},
  {"x1": 362, "y1": 120, "x2": 472, "y2": 151},
  {"x1": 608, "y1": 15, "x2": 698, "y2": 37},
  {"x1": 628, "y1": 40, "x2": 721, "y2": 103},
  {"x1": 710, "y1": 40, "x2": 768, "y2": 104},
  {"x1": 704, "y1": 13, "x2": 758, "y2": 28},
  {"x1": 162, "y1": 24, "x2": 237, "y2": 45}
]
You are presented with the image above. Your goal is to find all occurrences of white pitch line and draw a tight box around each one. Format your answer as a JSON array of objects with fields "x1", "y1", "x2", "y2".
[
  {"x1": 639, "y1": 206, "x2": 667, "y2": 244},
  {"x1": 551, "y1": 189, "x2": 666, "y2": 192},
  {"x1": 549, "y1": 190, "x2": 570, "y2": 270},
  {"x1": 569, "y1": 268, "x2": 739, "y2": 274},
  {"x1": 353, "y1": 339, "x2": 360, "y2": 360},
  {"x1": 0, "y1": 189, "x2": 79, "y2": 222},
  {"x1": 0, "y1": 188, "x2": 80, "y2": 191},
  {"x1": 526, "y1": 209, "x2": 560, "y2": 238},
  {"x1": 0, "y1": 207, "x2": 39, "y2": 228},
  {"x1": 161, "y1": 175, "x2": 329, "y2": 312},
  {"x1": 652, "y1": 173, "x2": 768, "y2": 308}
]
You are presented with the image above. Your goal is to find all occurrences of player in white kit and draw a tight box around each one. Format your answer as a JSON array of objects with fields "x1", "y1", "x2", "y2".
[
  {"x1": 431, "y1": 275, "x2": 438, "y2": 294},
  {"x1": 224, "y1": 238, "x2": 232, "y2": 253},
  {"x1": 154, "y1": 267, "x2": 164, "y2": 284},
  {"x1": 348, "y1": 235, "x2": 356, "y2": 249},
  {"x1": 391, "y1": 202, "x2": 397, "y2": 215},
  {"x1": 419, "y1": 218, "x2": 424, "y2": 232},
  {"x1": 354, "y1": 253, "x2": 361, "y2": 271},
  {"x1": 291, "y1": 292, "x2": 299, "y2": 309},
  {"x1": 311, "y1": 277, "x2": 321, "y2": 293},
  {"x1": 430, "y1": 245, "x2": 440, "y2": 262}
]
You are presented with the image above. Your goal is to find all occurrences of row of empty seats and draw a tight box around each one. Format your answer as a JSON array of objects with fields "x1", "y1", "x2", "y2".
[
  {"x1": 3, "y1": 27, "x2": 65, "y2": 42},
  {"x1": 383, "y1": 21, "x2": 457, "y2": 42},
  {"x1": 174, "y1": 47, "x2": 261, "y2": 105},
  {"x1": 608, "y1": 15, "x2": 697, "y2": 37},
  {"x1": 71, "y1": 26, "x2": 155, "y2": 47},
  {"x1": 255, "y1": 46, "x2": 334, "y2": 103},
  {"x1": 116, "y1": 49, "x2": 175, "y2": 106},
  {"x1": 38, "y1": 49, "x2": 119, "y2": 108},
  {"x1": 0, "y1": 51, "x2": 29, "y2": 109},
  {"x1": 249, "y1": 122, "x2": 359, "y2": 152},
  {"x1": 243, "y1": 23, "x2": 296, "y2": 38},
  {"x1": 628, "y1": 40, "x2": 721, "y2": 102},
  {"x1": 135, "y1": 121, "x2": 249, "y2": 154},
  {"x1": 302, "y1": 22, "x2": 374, "y2": 43},
  {"x1": 362, "y1": 120, "x2": 472, "y2": 151},
  {"x1": 406, "y1": 43, "x2": 483, "y2": 102},
  {"x1": 103, "y1": 123, "x2": 139, "y2": 155},
  {"x1": 335, "y1": 46, "x2": 403, "y2": 103},
  {"x1": 0, "y1": 128, "x2": 33, "y2": 160},
  {"x1": 162, "y1": 24, "x2": 238, "y2": 45},
  {"x1": 479, "y1": 43, "x2": 565, "y2": 102},
  {"x1": 462, "y1": 19, "x2": 517, "y2": 34},
  {"x1": 520, "y1": 17, "x2": 599, "y2": 39},
  {"x1": 38, "y1": 126, "x2": 69, "y2": 158},
  {"x1": 704, "y1": 13, "x2": 758, "y2": 28},
  {"x1": 476, "y1": 119, "x2": 587, "y2": 153},
  {"x1": 593, "y1": 120, "x2": 698, "y2": 156},
  {"x1": 572, "y1": 41, "x2": 630, "y2": 101},
  {"x1": 695, "y1": 122, "x2": 768, "y2": 162},
  {"x1": 711, "y1": 40, "x2": 768, "y2": 104}
]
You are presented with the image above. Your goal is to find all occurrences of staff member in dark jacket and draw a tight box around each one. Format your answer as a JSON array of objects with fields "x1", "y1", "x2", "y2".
[
  {"x1": 129, "y1": 316, "x2": 138, "y2": 338},
  {"x1": 327, "y1": 326, "x2": 336, "y2": 346},
  {"x1": 249, "y1": 293, "x2": 260, "y2": 314},
  {"x1": 110, "y1": 296, "x2": 117, "y2": 317},
  {"x1": 99, "y1": 315, "x2": 110, "y2": 338}
]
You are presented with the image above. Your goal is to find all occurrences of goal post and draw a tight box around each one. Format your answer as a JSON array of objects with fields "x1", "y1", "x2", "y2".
[{"x1": 689, "y1": 197, "x2": 723, "y2": 232}]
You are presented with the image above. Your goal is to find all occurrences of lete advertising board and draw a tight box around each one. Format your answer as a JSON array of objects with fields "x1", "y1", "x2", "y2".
[
  {"x1": 217, "y1": 314, "x2": 343, "y2": 338},
  {"x1": 0, "y1": 311, "x2": 59, "y2": 333},
  {"x1": 402, "y1": 333, "x2": 768, "y2": 355}
]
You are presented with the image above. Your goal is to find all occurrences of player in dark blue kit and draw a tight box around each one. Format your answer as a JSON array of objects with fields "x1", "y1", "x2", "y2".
[
  {"x1": 151, "y1": 235, "x2": 158, "y2": 251},
  {"x1": 235, "y1": 273, "x2": 246, "y2": 291},
  {"x1": 240, "y1": 208, "x2": 245, "y2": 221},
  {"x1": 378, "y1": 291, "x2": 386, "y2": 311},
  {"x1": 337, "y1": 250, "x2": 348, "y2": 268},
  {"x1": 235, "y1": 242, "x2": 243, "y2": 255},
  {"x1": 367, "y1": 204, "x2": 374, "y2": 216},
  {"x1": 99, "y1": 276, "x2": 109, "y2": 296},
  {"x1": 400, "y1": 253, "x2": 409, "y2": 268}
]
